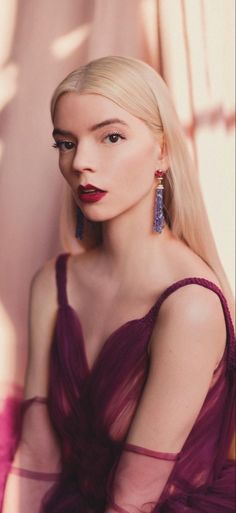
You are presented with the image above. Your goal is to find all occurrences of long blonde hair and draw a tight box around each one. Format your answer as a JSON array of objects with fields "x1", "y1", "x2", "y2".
[{"x1": 50, "y1": 55, "x2": 235, "y2": 325}]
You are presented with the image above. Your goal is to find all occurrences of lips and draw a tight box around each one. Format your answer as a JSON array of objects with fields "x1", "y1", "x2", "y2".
[
  {"x1": 77, "y1": 184, "x2": 107, "y2": 203},
  {"x1": 78, "y1": 183, "x2": 106, "y2": 193}
]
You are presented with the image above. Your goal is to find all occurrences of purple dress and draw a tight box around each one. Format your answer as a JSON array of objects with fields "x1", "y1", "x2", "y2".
[{"x1": 0, "y1": 252, "x2": 235, "y2": 512}]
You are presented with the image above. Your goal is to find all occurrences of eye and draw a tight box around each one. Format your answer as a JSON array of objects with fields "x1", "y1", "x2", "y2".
[
  {"x1": 52, "y1": 141, "x2": 75, "y2": 152},
  {"x1": 103, "y1": 132, "x2": 125, "y2": 144}
]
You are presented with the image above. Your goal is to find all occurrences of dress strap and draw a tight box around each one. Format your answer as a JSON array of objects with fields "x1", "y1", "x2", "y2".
[
  {"x1": 55, "y1": 252, "x2": 70, "y2": 307},
  {"x1": 154, "y1": 277, "x2": 235, "y2": 372},
  {"x1": 123, "y1": 442, "x2": 180, "y2": 461}
]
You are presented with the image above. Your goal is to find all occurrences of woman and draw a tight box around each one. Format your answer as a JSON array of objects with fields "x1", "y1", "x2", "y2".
[{"x1": 2, "y1": 55, "x2": 235, "y2": 513}]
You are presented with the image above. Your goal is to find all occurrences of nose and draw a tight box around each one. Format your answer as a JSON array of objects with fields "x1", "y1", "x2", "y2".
[{"x1": 72, "y1": 141, "x2": 96, "y2": 174}]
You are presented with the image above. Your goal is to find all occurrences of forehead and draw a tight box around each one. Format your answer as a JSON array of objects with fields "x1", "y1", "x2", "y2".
[{"x1": 53, "y1": 92, "x2": 147, "y2": 131}]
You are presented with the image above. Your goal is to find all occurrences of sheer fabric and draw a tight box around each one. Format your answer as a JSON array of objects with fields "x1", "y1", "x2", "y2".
[
  {"x1": 1, "y1": 397, "x2": 61, "y2": 513},
  {"x1": 105, "y1": 443, "x2": 180, "y2": 512},
  {"x1": 0, "y1": 392, "x2": 22, "y2": 511},
  {"x1": 1, "y1": 252, "x2": 235, "y2": 513}
]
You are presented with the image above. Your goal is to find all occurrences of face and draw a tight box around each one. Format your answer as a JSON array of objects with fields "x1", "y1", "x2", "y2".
[{"x1": 52, "y1": 92, "x2": 165, "y2": 223}]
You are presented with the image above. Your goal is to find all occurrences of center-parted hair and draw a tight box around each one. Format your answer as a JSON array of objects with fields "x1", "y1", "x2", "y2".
[{"x1": 50, "y1": 55, "x2": 234, "y2": 320}]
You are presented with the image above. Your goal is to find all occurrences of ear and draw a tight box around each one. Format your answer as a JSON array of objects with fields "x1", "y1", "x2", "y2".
[{"x1": 156, "y1": 134, "x2": 169, "y2": 171}]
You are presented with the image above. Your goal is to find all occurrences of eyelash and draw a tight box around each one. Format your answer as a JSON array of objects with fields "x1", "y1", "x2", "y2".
[
  {"x1": 104, "y1": 132, "x2": 125, "y2": 143},
  {"x1": 52, "y1": 132, "x2": 125, "y2": 151},
  {"x1": 52, "y1": 141, "x2": 74, "y2": 151}
]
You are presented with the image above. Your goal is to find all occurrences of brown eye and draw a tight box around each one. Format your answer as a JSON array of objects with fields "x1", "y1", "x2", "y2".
[
  {"x1": 52, "y1": 141, "x2": 75, "y2": 152},
  {"x1": 104, "y1": 132, "x2": 125, "y2": 144}
]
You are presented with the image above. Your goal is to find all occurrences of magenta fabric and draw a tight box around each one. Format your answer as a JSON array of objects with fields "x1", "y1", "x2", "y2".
[
  {"x1": 0, "y1": 252, "x2": 235, "y2": 512},
  {"x1": 0, "y1": 394, "x2": 23, "y2": 509},
  {"x1": 106, "y1": 443, "x2": 180, "y2": 512}
]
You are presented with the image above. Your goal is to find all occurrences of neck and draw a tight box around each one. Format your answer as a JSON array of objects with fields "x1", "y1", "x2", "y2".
[{"x1": 99, "y1": 192, "x2": 174, "y2": 278}]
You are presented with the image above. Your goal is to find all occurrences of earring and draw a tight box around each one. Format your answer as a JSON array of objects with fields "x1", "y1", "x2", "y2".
[
  {"x1": 75, "y1": 206, "x2": 84, "y2": 240},
  {"x1": 153, "y1": 169, "x2": 166, "y2": 234}
]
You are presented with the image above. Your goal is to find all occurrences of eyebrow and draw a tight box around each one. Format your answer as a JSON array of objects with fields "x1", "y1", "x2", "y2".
[{"x1": 52, "y1": 118, "x2": 129, "y2": 138}]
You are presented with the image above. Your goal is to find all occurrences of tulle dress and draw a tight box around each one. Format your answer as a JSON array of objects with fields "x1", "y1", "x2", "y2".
[{"x1": 0, "y1": 252, "x2": 235, "y2": 513}]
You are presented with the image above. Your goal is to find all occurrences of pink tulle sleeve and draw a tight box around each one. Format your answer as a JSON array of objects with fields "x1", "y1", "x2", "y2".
[
  {"x1": 2, "y1": 396, "x2": 61, "y2": 513},
  {"x1": 104, "y1": 287, "x2": 225, "y2": 512},
  {"x1": 105, "y1": 442, "x2": 179, "y2": 512}
]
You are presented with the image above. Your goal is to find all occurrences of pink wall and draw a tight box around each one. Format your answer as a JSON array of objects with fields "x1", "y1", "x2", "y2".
[{"x1": 0, "y1": 0, "x2": 235, "y2": 400}]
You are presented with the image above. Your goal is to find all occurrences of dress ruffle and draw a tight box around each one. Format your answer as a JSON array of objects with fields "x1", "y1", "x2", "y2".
[{"x1": 158, "y1": 460, "x2": 235, "y2": 513}]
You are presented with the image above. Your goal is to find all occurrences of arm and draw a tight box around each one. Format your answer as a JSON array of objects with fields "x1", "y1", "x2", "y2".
[
  {"x1": 2, "y1": 258, "x2": 62, "y2": 513},
  {"x1": 105, "y1": 285, "x2": 226, "y2": 513}
]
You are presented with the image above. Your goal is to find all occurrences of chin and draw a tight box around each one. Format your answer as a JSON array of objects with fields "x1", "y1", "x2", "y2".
[
  {"x1": 84, "y1": 211, "x2": 118, "y2": 223},
  {"x1": 82, "y1": 211, "x2": 108, "y2": 222}
]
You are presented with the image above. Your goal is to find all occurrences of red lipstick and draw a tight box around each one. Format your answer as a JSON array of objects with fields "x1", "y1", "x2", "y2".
[{"x1": 78, "y1": 183, "x2": 107, "y2": 203}]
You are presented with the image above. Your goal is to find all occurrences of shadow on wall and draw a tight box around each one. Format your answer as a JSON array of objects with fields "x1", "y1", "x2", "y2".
[{"x1": 0, "y1": 4, "x2": 235, "y2": 501}]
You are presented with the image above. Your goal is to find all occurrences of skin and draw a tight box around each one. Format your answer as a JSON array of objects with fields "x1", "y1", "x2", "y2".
[
  {"x1": 52, "y1": 92, "x2": 175, "y2": 276},
  {"x1": 0, "y1": 94, "x2": 227, "y2": 513},
  {"x1": 52, "y1": 92, "x2": 221, "y2": 367}
]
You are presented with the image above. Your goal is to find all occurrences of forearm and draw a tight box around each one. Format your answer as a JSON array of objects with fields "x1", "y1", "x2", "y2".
[
  {"x1": 2, "y1": 470, "x2": 57, "y2": 513},
  {"x1": 2, "y1": 444, "x2": 61, "y2": 513},
  {"x1": 103, "y1": 443, "x2": 179, "y2": 513}
]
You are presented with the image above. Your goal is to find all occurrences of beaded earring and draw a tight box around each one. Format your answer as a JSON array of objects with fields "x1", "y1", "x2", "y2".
[
  {"x1": 75, "y1": 206, "x2": 84, "y2": 240},
  {"x1": 153, "y1": 169, "x2": 166, "y2": 234},
  {"x1": 76, "y1": 170, "x2": 167, "y2": 239}
]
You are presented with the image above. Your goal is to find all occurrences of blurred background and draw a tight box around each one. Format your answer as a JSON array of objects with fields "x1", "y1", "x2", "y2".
[{"x1": 0, "y1": 0, "x2": 235, "y2": 406}]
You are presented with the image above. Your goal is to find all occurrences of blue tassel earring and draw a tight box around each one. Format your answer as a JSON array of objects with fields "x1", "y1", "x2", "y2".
[
  {"x1": 153, "y1": 169, "x2": 166, "y2": 234},
  {"x1": 75, "y1": 206, "x2": 84, "y2": 240}
]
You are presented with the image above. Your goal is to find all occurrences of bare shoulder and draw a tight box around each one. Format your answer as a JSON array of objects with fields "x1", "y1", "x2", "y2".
[
  {"x1": 150, "y1": 276, "x2": 227, "y2": 371},
  {"x1": 25, "y1": 255, "x2": 60, "y2": 397},
  {"x1": 149, "y1": 238, "x2": 227, "y2": 368},
  {"x1": 30, "y1": 255, "x2": 58, "y2": 311},
  {"x1": 159, "y1": 281, "x2": 226, "y2": 327},
  {"x1": 28, "y1": 255, "x2": 60, "y2": 351}
]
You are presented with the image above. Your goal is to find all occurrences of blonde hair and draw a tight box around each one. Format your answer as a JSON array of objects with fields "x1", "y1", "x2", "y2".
[{"x1": 50, "y1": 55, "x2": 235, "y2": 325}]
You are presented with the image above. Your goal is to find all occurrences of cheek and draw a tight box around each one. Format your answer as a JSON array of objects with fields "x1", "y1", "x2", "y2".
[
  {"x1": 115, "y1": 143, "x2": 155, "y2": 189},
  {"x1": 58, "y1": 154, "x2": 73, "y2": 179}
]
